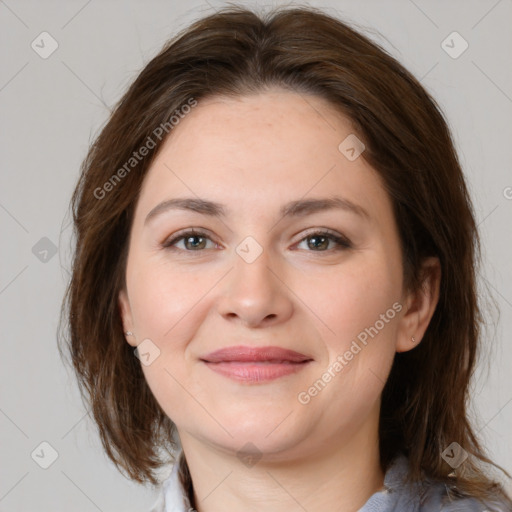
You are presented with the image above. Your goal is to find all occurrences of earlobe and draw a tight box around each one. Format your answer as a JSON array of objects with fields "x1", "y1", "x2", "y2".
[
  {"x1": 396, "y1": 256, "x2": 441, "y2": 353},
  {"x1": 118, "y1": 289, "x2": 137, "y2": 347}
]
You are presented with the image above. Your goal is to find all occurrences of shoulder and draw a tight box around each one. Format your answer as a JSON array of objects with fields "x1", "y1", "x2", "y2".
[
  {"x1": 365, "y1": 454, "x2": 512, "y2": 512},
  {"x1": 418, "y1": 479, "x2": 511, "y2": 512}
]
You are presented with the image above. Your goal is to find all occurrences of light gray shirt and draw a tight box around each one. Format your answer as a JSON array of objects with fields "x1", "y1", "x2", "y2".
[{"x1": 149, "y1": 451, "x2": 511, "y2": 511}]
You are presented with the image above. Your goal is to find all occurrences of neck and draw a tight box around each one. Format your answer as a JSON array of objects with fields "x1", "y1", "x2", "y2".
[{"x1": 178, "y1": 417, "x2": 384, "y2": 512}]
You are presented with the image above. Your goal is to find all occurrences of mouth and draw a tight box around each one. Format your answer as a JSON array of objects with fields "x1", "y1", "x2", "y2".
[{"x1": 200, "y1": 345, "x2": 313, "y2": 383}]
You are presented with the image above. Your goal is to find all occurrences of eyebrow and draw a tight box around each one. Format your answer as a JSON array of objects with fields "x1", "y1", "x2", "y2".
[{"x1": 144, "y1": 196, "x2": 370, "y2": 226}]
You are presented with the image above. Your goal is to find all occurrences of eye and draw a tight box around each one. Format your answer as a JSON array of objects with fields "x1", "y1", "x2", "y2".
[
  {"x1": 294, "y1": 229, "x2": 352, "y2": 252},
  {"x1": 162, "y1": 229, "x2": 218, "y2": 252},
  {"x1": 162, "y1": 228, "x2": 351, "y2": 253}
]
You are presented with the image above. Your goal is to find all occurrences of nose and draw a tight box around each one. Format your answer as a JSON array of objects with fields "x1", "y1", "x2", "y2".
[{"x1": 216, "y1": 244, "x2": 294, "y2": 328}]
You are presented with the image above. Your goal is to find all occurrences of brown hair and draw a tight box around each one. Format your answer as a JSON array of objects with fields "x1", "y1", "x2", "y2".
[{"x1": 58, "y1": 3, "x2": 511, "y2": 503}]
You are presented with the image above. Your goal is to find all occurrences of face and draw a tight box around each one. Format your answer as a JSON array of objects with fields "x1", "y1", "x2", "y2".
[{"x1": 118, "y1": 90, "x2": 423, "y2": 461}]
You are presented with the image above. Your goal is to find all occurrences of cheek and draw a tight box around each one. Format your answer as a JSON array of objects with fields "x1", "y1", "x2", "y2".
[
  {"x1": 308, "y1": 259, "x2": 400, "y2": 413},
  {"x1": 126, "y1": 261, "x2": 215, "y2": 416},
  {"x1": 140, "y1": 361, "x2": 192, "y2": 426},
  {"x1": 130, "y1": 267, "x2": 205, "y2": 419},
  {"x1": 315, "y1": 259, "x2": 400, "y2": 349},
  {"x1": 127, "y1": 257, "x2": 211, "y2": 343}
]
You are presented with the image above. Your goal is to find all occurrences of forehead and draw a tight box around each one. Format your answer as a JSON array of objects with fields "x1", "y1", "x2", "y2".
[
  {"x1": 133, "y1": 90, "x2": 391, "y2": 227},
  {"x1": 164, "y1": 90, "x2": 352, "y2": 163}
]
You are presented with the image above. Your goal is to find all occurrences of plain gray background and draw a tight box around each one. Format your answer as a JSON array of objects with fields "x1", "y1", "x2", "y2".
[{"x1": 1, "y1": 0, "x2": 511, "y2": 510}]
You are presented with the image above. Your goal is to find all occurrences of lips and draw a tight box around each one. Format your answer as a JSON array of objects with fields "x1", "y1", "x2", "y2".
[
  {"x1": 200, "y1": 345, "x2": 313, "y2": 383},
  {"x1": 201, "y1": 345, "x2": 312, "y2": 363}
]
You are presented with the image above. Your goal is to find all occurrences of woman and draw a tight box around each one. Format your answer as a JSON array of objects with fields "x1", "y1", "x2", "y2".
[{"x1": 59, "y1": 5, "x2": 512, "y2": 511}]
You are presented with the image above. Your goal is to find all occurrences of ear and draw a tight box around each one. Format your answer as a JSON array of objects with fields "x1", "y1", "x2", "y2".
[
  {"x1": 396, "y1": 256, "x2": 441, "y2": 353},
  {"x1": 118, "y1": 288, "x2": 137, "y2": 347}
]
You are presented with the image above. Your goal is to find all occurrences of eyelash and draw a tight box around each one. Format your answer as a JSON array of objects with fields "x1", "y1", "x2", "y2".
[{"x1": 161, "y1": 228, "x2": 352, "y2": 254}]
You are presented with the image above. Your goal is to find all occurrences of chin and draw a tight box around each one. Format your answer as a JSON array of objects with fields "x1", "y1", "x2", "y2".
[
  {"x1": 209, "y1": 429, "x2": 305, "y2": 460},
  {"x1": 195, "y1": 407, "x2": 311, "y2": 453}
]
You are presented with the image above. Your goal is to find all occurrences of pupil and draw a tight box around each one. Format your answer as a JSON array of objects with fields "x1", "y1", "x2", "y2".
[
  {"x1": 187, "y1": 236, "x2": 205, "y2": 249},
  {"x1": 309, "y1": 235, "x2": 328, "y2": 251}
]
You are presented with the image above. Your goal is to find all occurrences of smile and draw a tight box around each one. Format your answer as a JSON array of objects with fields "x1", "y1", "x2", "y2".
[{"x1": 202, "y1": 360, "x2": 312, "y2": 383}]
